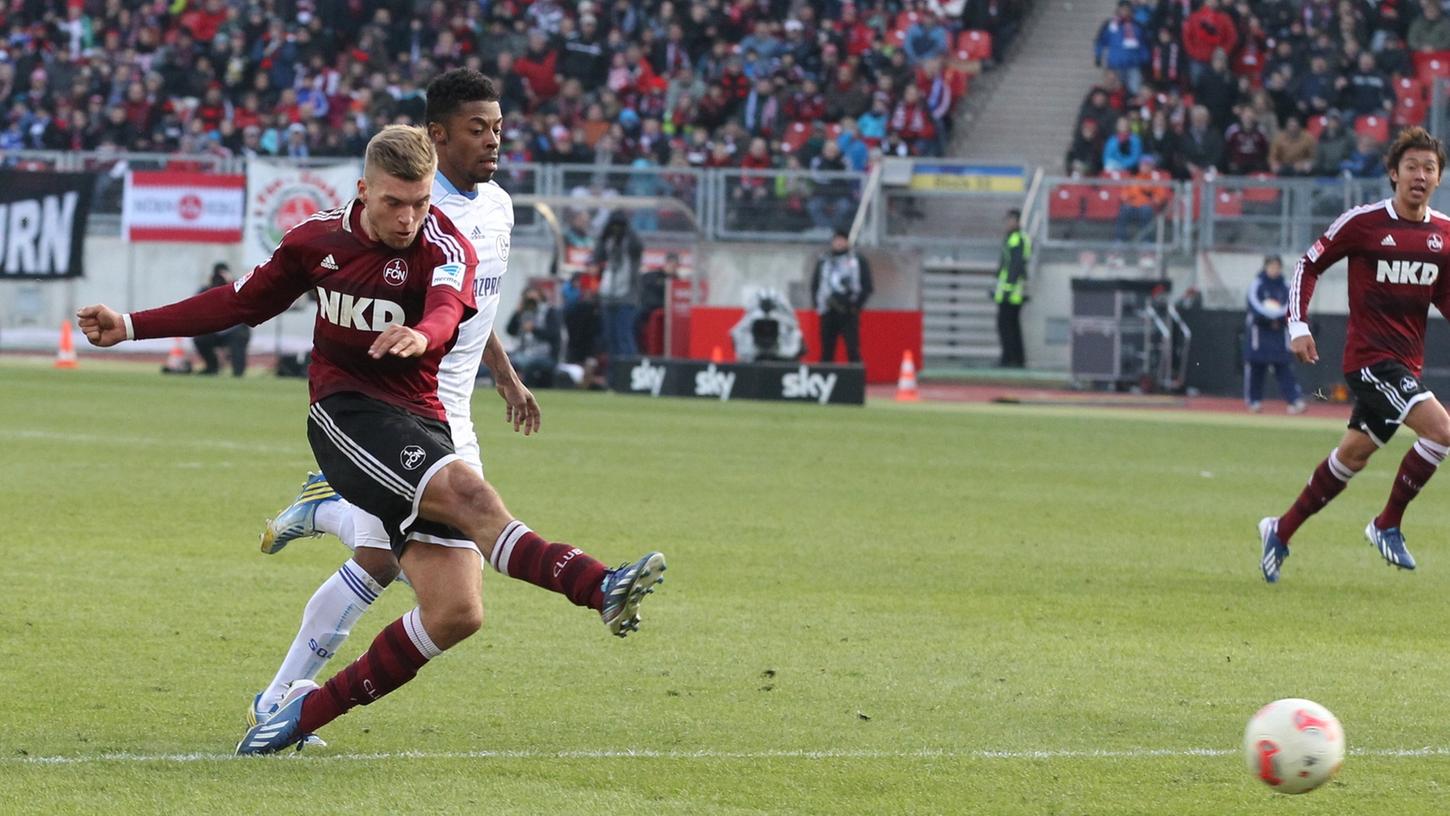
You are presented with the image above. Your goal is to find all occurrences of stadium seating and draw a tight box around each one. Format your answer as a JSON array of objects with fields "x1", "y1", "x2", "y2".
[
  {"x1": 1083, "y1": 187, "x2": 1122, "y2": 221},
  {"x1": 781, "y1": 122, "x2": 812, "y2": 155},
  {"x1": 1212, "y1": 190, "x2": 1244, "y2": 218},
  {"x1": 0, "y1": 2, "x2": 1020, "y2": 166},
  {"x1": 1049, "y1": 184, "x2": 1090, "y2": 221},
  {"x1": 1241, "y1": 174, "x2": 1281, "y2": 212},
  {"x1": 1412, "y1": 51, "x2": 1450, "y2": 86},
  {"x1": 955, "y1": 30, "x2": 994, "y2": 62},
  {"x1": 1355, "y1": 115, "x2": 1390, "y2": 144},
  {"x1": 1394, "y1": 95, "x2": 1427, "y2": 127}
]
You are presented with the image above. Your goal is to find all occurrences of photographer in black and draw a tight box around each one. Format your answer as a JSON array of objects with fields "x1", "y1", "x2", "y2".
[
  {"x1": 507, "y1": 286, "x2": 562, "y2": 388},
  {"x1": 193, "y1": 262, "x2": 252, "y2": 376},
  {"x1": 810, "y1": 228, "x2": 874, "y2": 363}
]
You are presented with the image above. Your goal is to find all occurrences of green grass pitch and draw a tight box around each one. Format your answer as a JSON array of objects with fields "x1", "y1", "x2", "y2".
[{"x1": 4, "y1": 359, "x2": 1450, "y2": 814}]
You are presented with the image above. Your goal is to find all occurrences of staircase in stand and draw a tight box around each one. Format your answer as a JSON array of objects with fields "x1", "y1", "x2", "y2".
[{"x1": 921, "y1": 256, "x2": 1002, "y2": 367}]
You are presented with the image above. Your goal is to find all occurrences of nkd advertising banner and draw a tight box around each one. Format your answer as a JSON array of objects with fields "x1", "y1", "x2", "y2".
[
  {"x1": 244, "y1": 160, "x2": 359, "y2": 267},
  {"x1": 0, "y1": 170, "x2": 93, "y2": 278},
  {"x1": 609, "y1": 357, "x2": 866, "y2": 406},
  {"x1": 123, "y1": 171, "x2": 245, "y2": 243}
]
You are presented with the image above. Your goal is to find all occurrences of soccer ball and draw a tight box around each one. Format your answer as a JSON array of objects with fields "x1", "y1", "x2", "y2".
[{"x1": 1242, "y1": 698, "x2": 1345, "y2": 794}]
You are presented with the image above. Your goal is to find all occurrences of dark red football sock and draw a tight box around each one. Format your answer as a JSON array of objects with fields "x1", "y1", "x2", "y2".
[
  {"x1": 489, "y1": 521, "x2": 608, "y2": 611},
  {"x1": 1277, "y1": 451, "x2": 1356, "y2": 542},
  {"x1": 1375, "y1": 441, "x2": 1445, "y2": 529},
  {"x1": 298, "y1": 614, "x2": 432, "y2": 733}
]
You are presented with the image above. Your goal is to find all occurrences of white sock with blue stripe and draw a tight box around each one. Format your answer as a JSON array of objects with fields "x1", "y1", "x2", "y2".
[
  {"x1": 313, "y1": 498, "x2": 356, "y2": 550},
  {"x1": 257, "y1": 559, "x2": 384, "y2": 713}
]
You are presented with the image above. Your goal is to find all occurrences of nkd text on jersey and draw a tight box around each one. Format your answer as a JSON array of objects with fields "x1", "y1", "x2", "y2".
[
  {"x1": 1376, "y1": 260, "x2": 1440, "y2": 286},
  {"x1": 316, "y1": 287, "x2": 404, "y2": 331}
]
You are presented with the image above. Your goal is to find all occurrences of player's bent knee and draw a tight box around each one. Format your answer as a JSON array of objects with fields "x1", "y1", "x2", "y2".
[
  {"x1": 1423, "y1": 428, "x2": 1450, "y2": 449},
  {"x1": 353, "y1": 548, "x2": 401, "y2": 586},
  {"x1": 423, "y1": 601, "x2": 483, "y2": 648}
]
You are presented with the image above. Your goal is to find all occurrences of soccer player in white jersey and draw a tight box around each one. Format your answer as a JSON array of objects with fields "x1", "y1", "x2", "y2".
[{"x1": 245, "y1": 69, "x2": 664, "y2": 731}]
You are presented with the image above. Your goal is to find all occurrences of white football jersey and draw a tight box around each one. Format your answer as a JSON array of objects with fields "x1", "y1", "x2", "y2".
[{"x1": 431, "y1": 173, "x2": 513, "y2": 468}]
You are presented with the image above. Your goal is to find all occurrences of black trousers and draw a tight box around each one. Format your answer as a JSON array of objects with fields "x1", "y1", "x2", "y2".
[
  {"x1": 563, "y1": 301, "x2": 600, "y2": 364},
  {"x1": 195, "y1": 326, "x2": 251, "y2": 376},
  {"x1": 996, "y1": 301, "x2": 1024, "y2": 367},
  {"x1": 819, "y1": 310, "x2": 861, "y2": 363}
]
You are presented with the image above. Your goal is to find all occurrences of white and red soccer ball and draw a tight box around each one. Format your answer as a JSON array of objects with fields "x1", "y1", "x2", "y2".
[{"x1": 1243, "y1": 698, "x2": 1345, "y2": 794}]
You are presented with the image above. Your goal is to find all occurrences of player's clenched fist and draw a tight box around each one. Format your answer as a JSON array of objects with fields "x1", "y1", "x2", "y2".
[
  {"x1": 369, "y1": 324, "x2": 428, "y2": 359},
  {"x1": 76, "y1": 304, "x2": 127, "y2": 347}
]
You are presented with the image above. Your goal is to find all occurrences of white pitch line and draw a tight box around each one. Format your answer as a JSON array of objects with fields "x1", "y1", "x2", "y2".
[
  {"x1": 9, "y1": 746, "x2": 1450, "y2": 766},
  {"x1": 0, "y1": 428, "x2": 300, "y2": 456}
]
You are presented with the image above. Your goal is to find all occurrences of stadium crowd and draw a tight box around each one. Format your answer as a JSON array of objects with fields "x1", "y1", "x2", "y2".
[
  {"x1": 1072, "y1": 0, "x2": 1446, "y2": 181},
  {"x1": 0, "y1": 0, "x2": 1024, "y2": 177}
]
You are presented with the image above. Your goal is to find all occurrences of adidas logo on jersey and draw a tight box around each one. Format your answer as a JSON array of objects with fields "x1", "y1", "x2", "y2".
[
  {"x1": 1381, "y1": 235, "x2": 1397, "y2": 247},
  {"x1": 470, "y1": 225, "x2": 484, "y2": 240},
  {"x1": 320, "y1": 254, "x2": 339, "y2": 270}
]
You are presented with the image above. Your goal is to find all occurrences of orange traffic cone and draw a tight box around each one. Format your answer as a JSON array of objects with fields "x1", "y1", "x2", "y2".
[
  {"x1": 710, "y1": 345, "x2": 724, "y2": 363},
  {"x1": 895, "y1": 350, "x2": 920, "y2": 402},
  {"x1": 54, "y1": 320, "x2": 78, "y2": 369},
  {"x1": 164, "y1": 338, "x2": 189, "y2": 372}
]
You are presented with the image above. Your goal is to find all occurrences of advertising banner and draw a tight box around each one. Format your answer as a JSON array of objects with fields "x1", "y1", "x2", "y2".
[
  {"x1": 0, "y1": 170, "x2": 93, "y2": 278},
  {"x1": 123, "y1": 171, "x2": 245, "y2": 243},
  {"x1": 244, "y1": 160, "x2": 358, "y2": 267},
  {"x1": 609, "y1": 357, "x2": 866, "y2": 406}
]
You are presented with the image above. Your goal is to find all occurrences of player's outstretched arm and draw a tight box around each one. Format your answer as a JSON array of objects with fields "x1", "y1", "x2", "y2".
[
  {"x1": 484, "y1": 332, "x2": 540, "y2": 436},
  {"x1": 76, "y1": 304, "x2": 128, "y2": 347}
]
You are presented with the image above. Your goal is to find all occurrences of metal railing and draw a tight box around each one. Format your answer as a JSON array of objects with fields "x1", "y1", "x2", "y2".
[
  {"x1": 0, "y1": 150, "x2": 1035, "y2": 251},
  {"x1": 1027, "y1": 173, "x2": 1413, "y2": 257},
  {"x1": 712, "y1": 166, "x2": 865, "y2": 242}
]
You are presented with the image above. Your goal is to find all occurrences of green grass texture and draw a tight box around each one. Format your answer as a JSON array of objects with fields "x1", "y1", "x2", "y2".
[{"x1": 3, "y1": 359, "x2": 1449, "y2": 814}]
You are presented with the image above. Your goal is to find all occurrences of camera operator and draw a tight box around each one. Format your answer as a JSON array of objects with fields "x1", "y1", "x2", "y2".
[{"x1": 810, "y1": 227, "x2": 873, "y2": 363}]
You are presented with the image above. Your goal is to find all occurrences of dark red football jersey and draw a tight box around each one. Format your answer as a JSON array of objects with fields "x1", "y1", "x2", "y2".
[
  {"x1": 131, "y1": 200, "x2": 477, "y2": 420},
  {"x1": 1290, "y1": 198, "x2": 1450, "y2": 374}
]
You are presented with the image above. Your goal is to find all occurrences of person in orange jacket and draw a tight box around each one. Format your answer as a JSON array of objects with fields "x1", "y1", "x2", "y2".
[{"x1": 1115, "y1": 155, "x2": 1171, "y2": 243}]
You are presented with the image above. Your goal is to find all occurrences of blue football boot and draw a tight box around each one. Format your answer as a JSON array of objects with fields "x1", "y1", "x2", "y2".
[
  {"x1": 236, "y1": 680, "x2": 320, "y2": 755},
  {"x1": 248, "y1": 691, "x2": 325, "y2": 748},
  {"x1": 1259, "y1": 517, "x2": 1289, "y2": 583},
  {"x1": 1365, "y1": 520, "x2": 1416, "y2": 570},
  {"x1": 260, "y1": 473, "x2": 339, "y2": 555}
]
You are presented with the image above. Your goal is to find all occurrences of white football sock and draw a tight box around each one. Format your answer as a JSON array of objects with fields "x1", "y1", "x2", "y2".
[
  {"x1": 258, "y1": 558, "x2": 383, "y2": 711},
  {"x1": 314, "y1": 498, "x2": 356, "y2": 551}
]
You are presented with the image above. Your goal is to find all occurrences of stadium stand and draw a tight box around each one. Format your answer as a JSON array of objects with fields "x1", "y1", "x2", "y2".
[
  {"x1": 1070, "y1": 0, "x2": 1448, "y2": 183},
  {"x1": 0, "y1": 0, "x2": 1026, "y2": 172}
]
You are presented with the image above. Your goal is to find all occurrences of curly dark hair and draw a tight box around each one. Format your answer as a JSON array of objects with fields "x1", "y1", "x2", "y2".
[
  {"x1": 1385, "y1": 126, "x2": 1447, "y2": 191},
  {"x1": 424, "y1": 69, "x2": 500, "y2": 125}
]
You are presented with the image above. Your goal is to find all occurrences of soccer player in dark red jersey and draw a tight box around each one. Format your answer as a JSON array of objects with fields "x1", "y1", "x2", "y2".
[
  {"x1": 1258, "y1": 126, "x2": 1450, "y2": 582},
  {"x1": 77, "y1": 125, "x2": 666, "y2": 754}
]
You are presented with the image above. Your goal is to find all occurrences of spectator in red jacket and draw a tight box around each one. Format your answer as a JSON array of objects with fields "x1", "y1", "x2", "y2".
[
  {"x1": 179, "y1": 0, "x2": 228, "y2": 42},
  {"x1": 1182, "y1": 0, "x2": 1238, "y2": 84},
  {"x1": 891, "y1": 85, "x2": 939, "y2": 156},
  {"x1": 837, "y1": 4, "x2": 878, "y2": 58},
  {"x1": 515, "y1": 30, "x2": 561, "y2": 106}
]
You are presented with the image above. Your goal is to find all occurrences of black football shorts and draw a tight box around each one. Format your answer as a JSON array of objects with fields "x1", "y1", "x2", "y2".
[
  {"x1": 306, "y1": 392, "x2": 473, "y2": 553},
  {"x1": 1345, "y1": 360, "x2": 1436, "y2": 446}
]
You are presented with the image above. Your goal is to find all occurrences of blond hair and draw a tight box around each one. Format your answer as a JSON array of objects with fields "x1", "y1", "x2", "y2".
[{"x1": 364, "y1": 124, "x2": 437, "y2": 183}]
